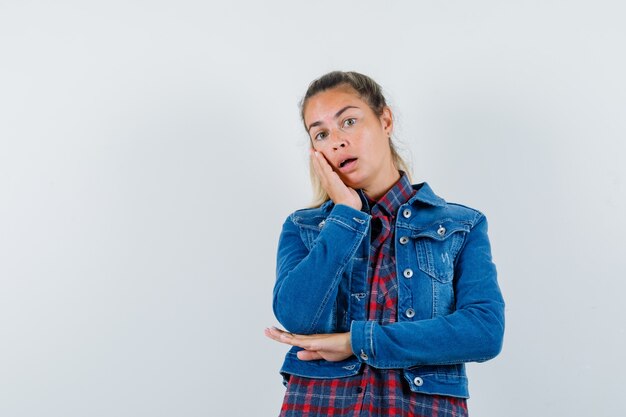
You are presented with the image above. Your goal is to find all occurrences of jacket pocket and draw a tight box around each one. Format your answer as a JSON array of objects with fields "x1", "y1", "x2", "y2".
[
  {"x1": 412, "y1": 220, "x2": 470, "y2": 283},
  {"x1": 294, "y1": 215, "x2": 327, "y2": 249},
  {"x1": 403, "y1": 364, "x2": 469, "y2": 398}
]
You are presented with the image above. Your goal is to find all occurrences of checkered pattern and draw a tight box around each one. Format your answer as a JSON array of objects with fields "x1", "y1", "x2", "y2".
[{"x1": 279, "y1": 174, "x2": 468, "y2": 417}]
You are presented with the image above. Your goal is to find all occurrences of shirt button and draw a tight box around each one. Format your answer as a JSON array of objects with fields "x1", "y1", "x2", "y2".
[
  {"x1": 319, "y1": 220, "x2": 326, "y2": 228},
  {"x1": 403, "y1": 208, "x2": 412, "y2": 218},
  {"x1": 360, "y1": 350, "x2": 369, "y2": 361},
  {"x1": 399, "y1": 236, "x2": 409, "y2": 245},
  {"x1": 405, "y1": 308, "x2": 415, "y2": 318},
  {"x1": 413, "y1": 377, "x2": 423, "y2": 386},
  {"x1": 403, "y1": 268, "x2": 413, "y2": 278},
  {"x1": 437, "y1": 225, "x2": 446, "y2": 236}
]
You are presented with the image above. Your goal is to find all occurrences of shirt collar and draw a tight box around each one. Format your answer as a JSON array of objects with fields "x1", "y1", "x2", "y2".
[
  {"x1": 361, "y1": 172, "x2": 415, "y2": 216},
  {"x1": 319, "y1": 177, "x2": 446, "y2": 212}
]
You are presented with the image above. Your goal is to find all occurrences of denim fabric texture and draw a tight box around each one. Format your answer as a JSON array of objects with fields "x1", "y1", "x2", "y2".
[{"x1": 273, "y1": 182, "x2": 505, "y2": 398}]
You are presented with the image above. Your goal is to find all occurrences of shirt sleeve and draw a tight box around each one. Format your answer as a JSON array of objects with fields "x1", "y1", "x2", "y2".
[{"x1": 350, "y1": 214, "x2": 505, "y2": 368}]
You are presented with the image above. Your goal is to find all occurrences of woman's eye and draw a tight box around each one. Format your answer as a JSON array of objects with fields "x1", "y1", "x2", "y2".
[
  {"x1": 343, "y1": 118, "x2": 356, "y2": 127},
  {"x1": 314, "y1": 131, "x2": 328, "y2": 141}
]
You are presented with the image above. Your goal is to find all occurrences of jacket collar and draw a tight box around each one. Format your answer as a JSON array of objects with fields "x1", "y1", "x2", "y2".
[
  {"x1": 408, "y1": 182, "x2": 446, "y2": 207},
  {"x1": 319, "y1": 181, "x2": 445, "y2": 212}
]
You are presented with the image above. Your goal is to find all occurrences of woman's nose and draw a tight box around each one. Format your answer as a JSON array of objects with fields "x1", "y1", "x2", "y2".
[
  {"x1": 333, "y1": 141, "x2": 346, "y2": 150},
  {"x1": 329, "y1": 131, "x2": 347, "y2": 150}
]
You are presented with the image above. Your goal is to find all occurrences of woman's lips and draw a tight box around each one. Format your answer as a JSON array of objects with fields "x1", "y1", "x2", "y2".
[{"x1": 339, "y1": 158, "x2": 358, "y2": 172}]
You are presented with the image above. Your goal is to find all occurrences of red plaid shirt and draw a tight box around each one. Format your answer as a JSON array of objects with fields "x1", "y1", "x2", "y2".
[{"x1": 279, "y1": 174, "x2": 468, "y2": 417}]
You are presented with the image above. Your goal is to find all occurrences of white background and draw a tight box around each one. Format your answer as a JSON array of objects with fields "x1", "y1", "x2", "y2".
[{"x1": 1, "y1": 1, "x2": 625, "y2": 416}]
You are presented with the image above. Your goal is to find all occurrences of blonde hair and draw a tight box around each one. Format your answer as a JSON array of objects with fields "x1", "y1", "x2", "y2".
[{"x1": 300, "y1": 71, "x2": 412, "y2": 207}]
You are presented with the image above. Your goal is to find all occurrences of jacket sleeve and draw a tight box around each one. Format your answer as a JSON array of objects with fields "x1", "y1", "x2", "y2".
[
  {"x1": 350, "y1": 214, "x2": 505, "y2": 368},
  {"x1": 273, "y1": 204, "x2": 370, "y2": 334}
]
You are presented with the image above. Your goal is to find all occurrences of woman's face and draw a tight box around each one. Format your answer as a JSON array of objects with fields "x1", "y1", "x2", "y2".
[{"x1": 303, "y1": 86, "x2": 394, "y2": 191}]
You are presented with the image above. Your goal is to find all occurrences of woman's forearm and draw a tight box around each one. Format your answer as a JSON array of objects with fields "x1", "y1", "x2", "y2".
[
  {"x1": 350, "y1": 215, "x2": 505, "y2": 368},
  {"x1": 273, "y1": 204, "x2": 370, "y2": 334}
]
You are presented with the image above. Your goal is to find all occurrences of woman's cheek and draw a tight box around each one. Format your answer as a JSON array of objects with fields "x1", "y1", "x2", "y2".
[{"x1": 313, "y1": 146, "x2": 329, "y2": 160}]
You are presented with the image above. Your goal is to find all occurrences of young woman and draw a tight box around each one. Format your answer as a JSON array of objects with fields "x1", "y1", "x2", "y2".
[{"x1": 265, "y1": 71, "x2": 505, "y2": 417}]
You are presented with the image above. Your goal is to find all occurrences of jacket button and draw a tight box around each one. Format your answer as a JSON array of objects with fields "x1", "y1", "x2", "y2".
[
  {"x1": 405, "y1": 308, "x2": 415, "y2": 318},
  {"x1": 360, "y1": 350, "x2": 369, "y2": 361},
  {"x1": 403, "y1": 209, "x2": 412, "y2": 218},
  {"x1": 437, "y1": 225, "x2": 446, "y2": 236},
  {"x1": 413, "y1": 376, "x2": 423, "y2": 386},
  {"x1": 319, "y1": 220, "x2": 326, "y2": 228},
  {"x1": 403, "y1": 268, "x2": 413, "y2": 278},
  {"x1": 399, "y1": 236, "x2": 409, "y2": 245}
]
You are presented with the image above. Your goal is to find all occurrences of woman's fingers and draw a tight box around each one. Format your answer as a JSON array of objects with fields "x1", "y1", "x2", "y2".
[
  {"x1": 265, "y1": 328, "x2": 354, "y2": 362},
  {"x1": 264, "y1": 327, "x2": 312, "y2": 348},
  {"x1": 310, "y1": 149, "x2": 333, "y2": 191},
  {"x1": 264, "y1": 327, "x2": 293, "y2": 344},
  {"x1": 279, "y1": 332, "x2": 315, "y2": 350},
  {"x1": 311, "y1": 149, "x2": 337, "y2": 184},
  {"x1": 297, "y1": 350, "x2": 324, "y2": 361},
  {"x1": 266, "y1": 327, "x2": 347, "y2": 353},
  {"x1": 310, "y1": 150, "x2": 362, "y2": 210}
]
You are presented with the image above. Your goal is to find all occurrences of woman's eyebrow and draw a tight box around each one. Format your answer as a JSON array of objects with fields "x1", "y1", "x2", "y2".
[{"x1": 307, "y1": 105, "x2": 360, "y2": 132}]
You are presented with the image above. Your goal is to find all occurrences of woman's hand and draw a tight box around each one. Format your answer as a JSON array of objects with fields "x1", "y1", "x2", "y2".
[
  {"x1": 311, "y1": 150, "x2": 362, "y2": 211},
  {"x1": 264, "y1": 326, "x2": 354, "y2": 362}
]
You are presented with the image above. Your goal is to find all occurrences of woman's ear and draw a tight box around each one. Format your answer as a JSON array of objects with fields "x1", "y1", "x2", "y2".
[{"x1": 381, "y1": 106, "x2": 393, "y2": 136}]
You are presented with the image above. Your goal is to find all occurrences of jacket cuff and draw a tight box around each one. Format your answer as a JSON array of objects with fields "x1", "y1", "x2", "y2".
[
  {"x1": 350, "y1": 320, "x2": 375, "y2": 364},
  {"x1": 325, "y1": 204, "x2": 370, "y2": 234}
]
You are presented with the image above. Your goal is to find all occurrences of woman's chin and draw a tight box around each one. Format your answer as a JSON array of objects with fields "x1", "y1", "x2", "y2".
[
  {"x1": 340, "y1": 177, "x2": 362, "y2": 190},
  {"x1": 343, "y1": 173, "x2": 370, "y2": 191}
]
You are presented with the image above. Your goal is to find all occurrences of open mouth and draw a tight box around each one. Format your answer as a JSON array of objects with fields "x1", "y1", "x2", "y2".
[{"x1": 339, "y1": 158, "x2": 357, "y2": 168}]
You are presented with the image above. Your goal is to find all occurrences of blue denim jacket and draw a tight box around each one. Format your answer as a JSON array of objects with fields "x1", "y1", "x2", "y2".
[{"x1": 273, "y1": 182, "x2": 505, "y2": 398}]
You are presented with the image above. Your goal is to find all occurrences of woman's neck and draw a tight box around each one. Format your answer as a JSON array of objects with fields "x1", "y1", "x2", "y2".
[{"x1": 362, "y1": 166, "x2": 401, "y2": 202}]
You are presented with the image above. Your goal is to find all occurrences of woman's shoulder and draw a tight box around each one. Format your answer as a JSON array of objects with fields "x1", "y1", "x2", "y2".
[
  {"x1": 412, "y1": 182, "x2": 486, "y2": 226},
  {"x1": 283, "y1": 201, "x2": 333, "y2": 229},
  {"x1": 444, "y1": 200, "x2": 486, "y2": 223},
  {"x1": 290, "y1": 198, "x2": 333, "y2": 216}
]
